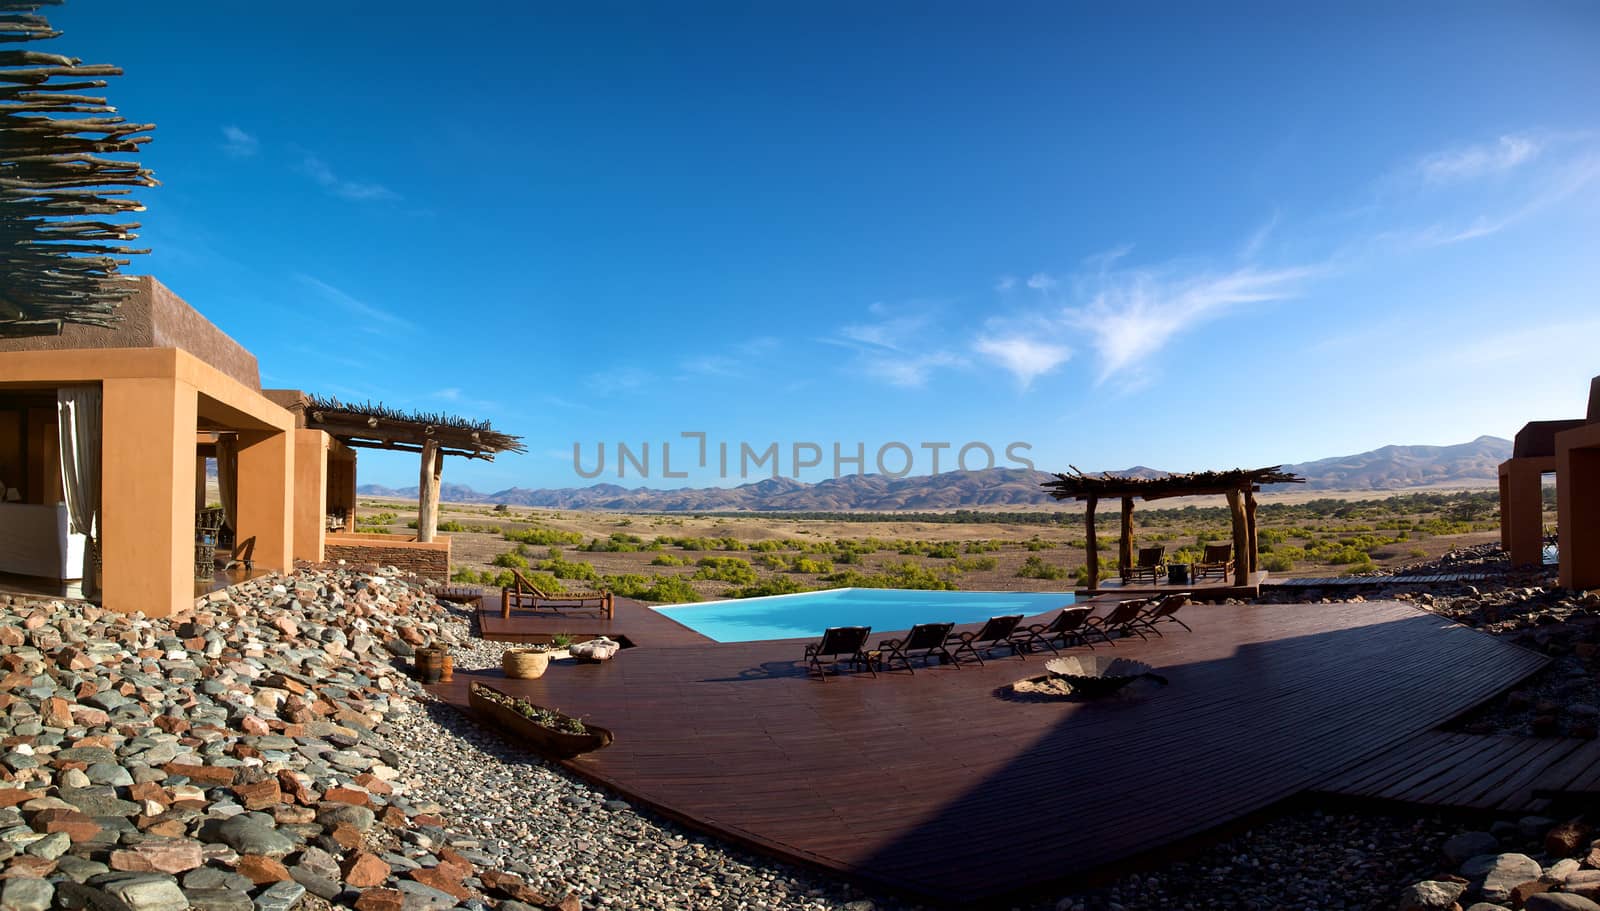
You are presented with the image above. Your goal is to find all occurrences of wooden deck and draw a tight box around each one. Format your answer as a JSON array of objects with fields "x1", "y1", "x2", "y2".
[
  {"x1": 1267, "y1": 572, "x2": 1497, "y2": 590},
  {"x1": 1317, "y1": 731, "x2": 1600, "y2": 813},
  {"x1": 430, "y1": 600, "x2": 1546, "y2": 906},
  {"x1": 1075, "y1": 570, "x2": 1266, "y2": 600}
]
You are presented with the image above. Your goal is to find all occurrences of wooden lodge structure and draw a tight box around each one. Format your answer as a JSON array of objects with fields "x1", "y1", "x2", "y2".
[{"x1": 1041, "y1": 466, "x2": 1305, "y2": 593}]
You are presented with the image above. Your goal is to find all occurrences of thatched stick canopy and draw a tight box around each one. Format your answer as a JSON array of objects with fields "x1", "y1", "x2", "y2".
[
  {"x1": 1041, "y1": 466, "x2": 1304, "y2": 590},
  {"x1": 303, "y1": 394, "x2": 525, "y2": 460},
  {"x1": 302, "y1": 394, "x2": 524, "y2": 545},
  {"x1": 0, "y1": 0, "x2": 156, "y2": 337}
]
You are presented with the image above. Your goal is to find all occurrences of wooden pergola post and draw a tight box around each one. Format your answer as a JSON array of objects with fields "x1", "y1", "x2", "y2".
[
  {"x1": 1119, "y1": 496, "x2": 1135, "y2": 580},
  {"x1": 1226, "y1": 486, "x2": 1249, "y2": 587},
  {"x1": 1245, "y1": 488, "x2": 1260, "y2": 573},
  {"x1": 1084, "y1": 496, "x2": 1099, "y2": 590},
  {"x1": 416, "y1": 438, "x2": 442, "y2": 544}
]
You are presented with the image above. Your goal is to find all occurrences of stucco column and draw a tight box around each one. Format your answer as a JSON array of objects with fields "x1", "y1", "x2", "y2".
[
  {"x1": 101, "y1": 376, "x2": 196, "y2": 617},
  {"x1": 1558, "y1": 427, "x2": 1600, "y2": 590},
  {"x1": 292, "y1": 429, "x2": 328, "y2": 563},
  {"x1": 234, "y1": 428, "x2": 294, "y2": 573},
  {"x1": 1503, "y1": 460, "x2": 1547, "y2": 570}
]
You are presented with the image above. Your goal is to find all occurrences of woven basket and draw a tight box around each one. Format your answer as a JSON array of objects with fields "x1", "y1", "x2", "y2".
[{"x1": 503, "y1": 648, "x2": 551, "y2": 679}]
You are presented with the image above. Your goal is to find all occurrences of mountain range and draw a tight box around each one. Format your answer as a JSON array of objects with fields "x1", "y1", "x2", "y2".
[{"x1": 357, "y1": 435, "x2": 1511, "y2": 512}]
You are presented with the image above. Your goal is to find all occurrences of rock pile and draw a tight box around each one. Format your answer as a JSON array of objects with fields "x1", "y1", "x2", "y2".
[
  {"x1": 0, "y1": 568, "x2": 582, "y2": 911},
  {"x1": 1397, "y1": 816, "x2": 1600, "y2": 911}
]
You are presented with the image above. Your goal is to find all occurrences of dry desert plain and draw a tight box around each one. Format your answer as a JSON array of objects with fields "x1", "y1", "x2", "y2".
[{"x1": 346, "y1": 485, "x2": 1529, "y2": 601}]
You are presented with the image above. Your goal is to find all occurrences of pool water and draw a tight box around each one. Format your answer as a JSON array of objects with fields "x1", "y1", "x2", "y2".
[{"x1": 654, "y1": 587, "x2": 1074, "y2": 643}]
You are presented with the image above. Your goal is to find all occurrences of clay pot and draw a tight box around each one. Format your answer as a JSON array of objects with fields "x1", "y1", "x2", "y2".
[{"x1": 503, "y1": 648, "x2": 551, "y2": 679}]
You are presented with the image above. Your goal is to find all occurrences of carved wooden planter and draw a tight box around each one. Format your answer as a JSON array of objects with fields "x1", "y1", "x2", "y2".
[{"x1": 468, "y1": 681, "x2": 613, "y2": 758}]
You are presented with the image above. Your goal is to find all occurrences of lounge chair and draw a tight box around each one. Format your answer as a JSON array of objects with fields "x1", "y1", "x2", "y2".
[
  {"x1": 1194, "y1": 543, "x2": 1234, "y2": 582},
  {"x1": 1083, "y1": 599, "x2": 1152, "y2": 644},
  {"x1": 501, "y1": 569, "x2": 615, "y2": 619},
  {"x1": 1121, "y1": 546, "x2": 1166, "y2": 585},
  {"x1": 1011, "y1": 606, "x2": 1094, "y2": 655},
  {"x1": 1133, "y1": 592, "x2": 1192, "y2": 636},
  {"x1": 875, "y1": 622, "x2": 956, "y2": 673},
  {"x1": 946, "y1": 615, "x2": 1025, "y2": 666},
  {"x1": 805, "y1": 626, "x2": 875, "y2": 681}
]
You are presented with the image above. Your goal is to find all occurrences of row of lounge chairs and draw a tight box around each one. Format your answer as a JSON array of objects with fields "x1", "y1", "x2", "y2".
[
  {"x1": 1122, "y1": 543, "x2": 1235, "y2": 584},
  {"x1": 804, "y1": 593, "x2": 1193, "y2": 680}
]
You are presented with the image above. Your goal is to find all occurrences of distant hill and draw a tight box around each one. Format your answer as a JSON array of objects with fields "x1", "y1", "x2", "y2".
[
  {"x1": 1282, "y1": 435, "x2": 1511, "y2": 491},
  {"x1": 358, "y1": 436, "x2": 1511, "y2": 511}
]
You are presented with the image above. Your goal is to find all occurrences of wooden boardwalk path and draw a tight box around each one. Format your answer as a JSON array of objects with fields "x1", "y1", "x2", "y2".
[
  {"x1": 430, "y1": 601, "x2": 1546, "y2": 905},
  {"x1": 1266, "y1": 572, "x2": 1496, "y2": 589},
  {"x1": 1318, "y1": 732, "x2": 1600, "y2": 813}
]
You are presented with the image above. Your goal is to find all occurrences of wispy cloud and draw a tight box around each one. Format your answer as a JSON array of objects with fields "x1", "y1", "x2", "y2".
[
  {"x1": 681, "y1": 355, "x2": 740, "y2": 377},
  {"x1": 294, "y1": 274, "x2": 418, "y2": 333},
  {"x1": 220, "y1": 125, "x2": 259, "y2": 158},
  {"x1": 973, "y1": 335, "x2": 1071, "y2": 389},
  {"x1": 300, "y1": 154, "x2": 398, "y2": 202},
  {"x1": 1419, "y1": 134, "x2": 1541, "y2": 184},
  {"x1": 994, "y1": 275, "x2": 1017, "y2": 292},
  {"x1": 863, "y1": 351, "x2": 965, "y2": 388},
  {"x1": 1065, "y1": 265, "x2": 1316, "y2": 383},
  {"x1": 829, "y1": 306, "x2": 963, "y2": 387},
  {"x1": 1026, "y1": 272, "x2": 1058, "y2": 291},
  {"x1": 430, "y1": 387, "x2": 500, "y2": 412},
  {"x1": 1238, "y1": 212, "x2": 1278, "y2": 261}
]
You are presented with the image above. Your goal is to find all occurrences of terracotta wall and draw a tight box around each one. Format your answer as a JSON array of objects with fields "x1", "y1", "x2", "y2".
[
  {"x1": 0, "y1": 276, "x2": 261, "y2": 389},
  {"x1": 324, "y1": 532, "x2": 451, "y2": 580}
]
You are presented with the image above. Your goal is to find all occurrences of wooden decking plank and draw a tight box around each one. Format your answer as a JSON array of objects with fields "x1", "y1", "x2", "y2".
[{"x1": 431, "y1": 599, "x2": 1544, "y2": 904}]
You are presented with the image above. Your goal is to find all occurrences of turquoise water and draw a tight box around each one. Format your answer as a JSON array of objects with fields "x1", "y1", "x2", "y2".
[{"x1": 654, "y1": 587, "x2": 1074, "y2": 643}]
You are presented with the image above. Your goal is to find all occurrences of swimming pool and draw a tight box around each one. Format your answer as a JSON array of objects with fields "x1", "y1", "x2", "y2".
[{"x1": 654, "y1": 587, "x2": 1074, "y2": 643}]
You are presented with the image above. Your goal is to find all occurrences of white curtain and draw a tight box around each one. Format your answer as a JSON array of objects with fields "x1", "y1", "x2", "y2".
[
  {"x1": 215, "y1": 434, "x2": 237, "y2": 532},
  {"x1": 57, "y1": 385, "x2": 102, "y2": 598}
]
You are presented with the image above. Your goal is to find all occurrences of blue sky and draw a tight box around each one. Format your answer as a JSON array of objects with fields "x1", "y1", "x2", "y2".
[{"x1": 47, "y1": 1, "x2": 1600, "y2": 490}]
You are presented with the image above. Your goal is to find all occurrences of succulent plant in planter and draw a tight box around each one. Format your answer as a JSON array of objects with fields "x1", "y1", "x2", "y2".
[{"x1": 468, "y1": 682, "x2": 611, "y2": 757}]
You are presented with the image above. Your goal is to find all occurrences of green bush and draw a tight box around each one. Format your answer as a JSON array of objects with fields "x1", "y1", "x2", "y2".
[
  {"x1": 1260, "y1": 553, "x2": 1295, "y2": 572},
  {"x1": 604, "y1": 573, "x2": 700, "y2": 603},
  {"x1": 691, "y1": 556, "x2": 759, "y2": 585},
  {"x1": 953, "y1": 556, "x2": 997, "y2": 572},
  {"x1": 650, "y1": 553, "x2": 689, "y2": 567},
  {"x1": 791, "y1": 557, "x2": 833, "y2": 574},
  {"x1": 731, "y1": 576, "x2": 812, "y2": 598},
  {"x1": 1017, "y1": 555, "x2": 1069, "y2": 580},
  {"x1": 532, "y1": 553, "x2": 602, "y2": 582},
  {"x1": 504, "y1": 527, "x2": 584, "y2": 546},
  {"x1": 1024, "y1": 538, "x2": 1056, "y2": 551},
  {"x1": 491, "y1": 551, "x2": 529, "y2": 569},
  {"x1": 756, "y1": 553, "x2": 791, "y2": 571}
]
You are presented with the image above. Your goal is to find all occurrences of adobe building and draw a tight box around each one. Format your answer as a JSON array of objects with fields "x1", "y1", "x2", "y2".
[
  {"x1": 0, "y1": 277, "x2": 517, "y2": 617},
  {"x1": 1499, "y1": 375, "x2": 1600, "y2": 590}
]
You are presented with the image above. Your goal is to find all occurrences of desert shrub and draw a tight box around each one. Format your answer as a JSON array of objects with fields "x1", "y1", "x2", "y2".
[
  {"x1": 953, "y1": 556, "x2": 997, "y2": 572},
  {"x1": 1260, "y1": 553, "x2": 1295, "y2": 572},
  {"x1": 532, "y1": 553, "x2": 602, "y2": 582},
  {"x1": 964, "y1": 540, "x2": 1004, "y2": 553},
  {"x1": 491, "y1": 551, "x2": 529, "y2": 569},
  {"x1": 504, "y1": 527, "x2": 584, "y2": 546},
  {"x1": 731, "y1": 576, "x2": 812, "y2": 598},
  {"x1": 790, "y1": 557, "x2": 833, "y2": 574},
  {"x1": 1017, "y1": 555, "x2": 1069, "y2": 580},
  {"x1": 1407, "y1": 548, "x2": 1428, "y2": 559},
  {"x1": 355, "y1": 525, "x2": 393, "y2": 535},
  {"x1": 1024, "y1": 538, "x2": 1056, "y2": 551},
  {"x1": 650, "y1": 553, "x2": 689, "y2": 567},
  {"x1": 756, "y1": 553, "x2": 790, "y2": 571},
  {"x1": 604, "y1": 573, "x2": 700, "y2": 603},
  {"x1": 1072, "y1": 556, "x2": 1120, "y2": 586},
  {"x1": 583, "y1": 532, "x2": 644, "y2": 552},
  {"x1": 822, "y1": 561, "x2": 958, "y2": 591},
  {"x1": 449, "y1": 567, "x2": 517, "y2": 588},
  {"x1": 926, "y1": 542, "x2": 960, "y2": 559},
  {"x1": 1169, "y1": 545, "x2": 1203, "y2": 565},
  {"x1": 691, "y1": 557, "x2": 758, "y2": 585}
]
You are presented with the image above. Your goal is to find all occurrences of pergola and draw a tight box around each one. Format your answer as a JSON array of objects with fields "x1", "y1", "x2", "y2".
[
  {"x1": 1041, "y1": 466, "x2": 1305, "y2": 589},
  {"x1": 302, "y1": 395, "x2": 525, "y2": 543},
  {"x1": 1, "y1": 1, "x2": 155, "y2": 337}
]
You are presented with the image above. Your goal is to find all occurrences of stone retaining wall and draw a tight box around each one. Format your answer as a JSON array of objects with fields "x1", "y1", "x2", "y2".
[{"x1": 325, "y1": 532, "x2": 450, "y2": 581}]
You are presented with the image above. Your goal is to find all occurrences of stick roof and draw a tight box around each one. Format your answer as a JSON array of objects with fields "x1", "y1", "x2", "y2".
[
  {"x1": 302, "y1": 394, "x2": 526, "y2": 461},
  {"x1": 0, "y1": 1, "x2": 156, "y2": 337},
  {"x1": 1041, "y1": 466, "x2": 1305, "y2": 501}
]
